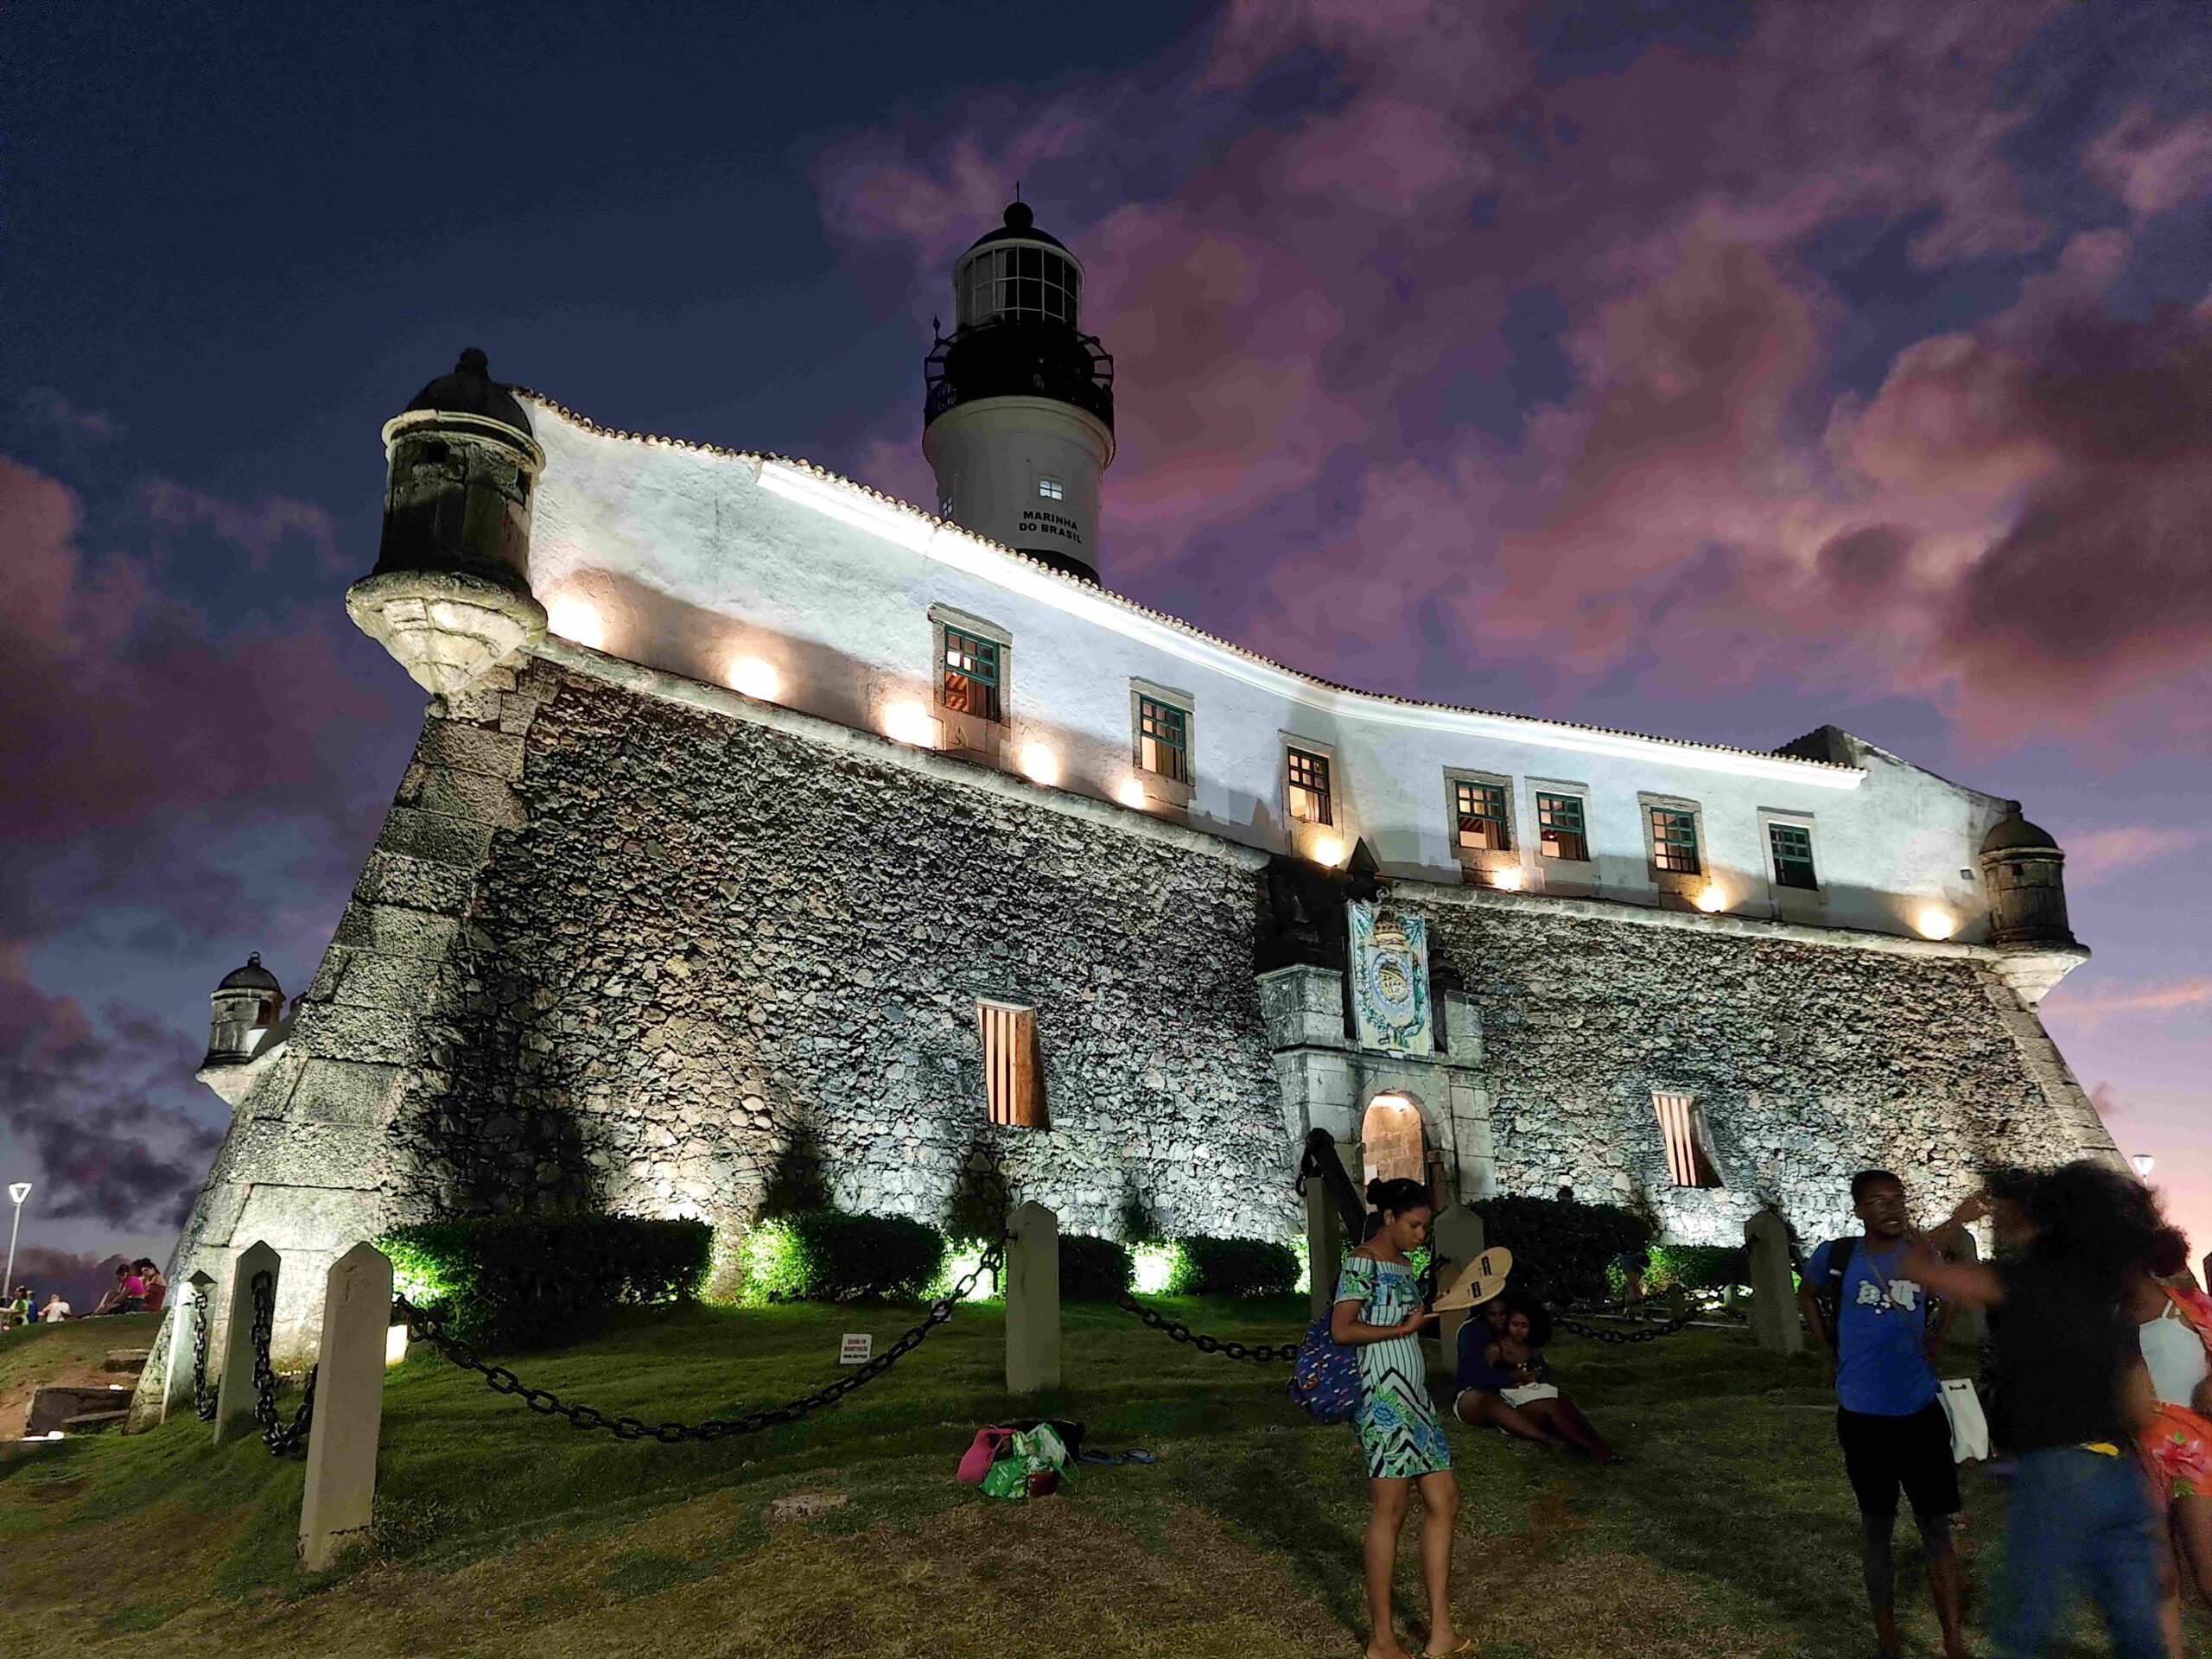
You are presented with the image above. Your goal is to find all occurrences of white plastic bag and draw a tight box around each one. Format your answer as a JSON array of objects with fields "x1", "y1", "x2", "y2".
[{"x1": 1937, "y1": 1377, "x2": 1990, "y2": 1463}]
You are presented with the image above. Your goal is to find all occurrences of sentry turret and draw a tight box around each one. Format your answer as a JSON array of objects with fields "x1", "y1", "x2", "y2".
[
  {"x1": 923, "y1": 203, "x2": 1116, "y2": 584},
  {"x1": 346, "y1": 348, "x2": 547, "y2": 694}
]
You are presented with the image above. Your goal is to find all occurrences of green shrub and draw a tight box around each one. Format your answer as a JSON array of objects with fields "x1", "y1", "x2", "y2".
[
  {"x1": 1058, "y1": 1236, "x2": 1134, "y2": 1300},
  {"x1": 1646, "y1": 1243, "x2": 1748, "y2": 1293},
  {"x1": 1472, "y1": 1194, "x2": 1653, "y2": 1306},
  {"x1": 741, "y1": 1211, "x2": 946, "y2": 1303},
  {"x1": 380, "y1": 1215, "x2": 710, "y2": 1350},
  {"x1": 1162, "y1": 1236, "x2": 1299, "y2": 1298}
]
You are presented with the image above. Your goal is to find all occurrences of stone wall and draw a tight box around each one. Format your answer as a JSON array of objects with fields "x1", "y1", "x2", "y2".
[
  {"x1": 149, "y1": 645, "x2": 2116, "y2": 1396},
  {"x1": 1421, "y1": 899, "x2": 2101, "y2": 1245},
  {"x1": 394, "y1": 660, "x2": 1297, "y2": 1254}
]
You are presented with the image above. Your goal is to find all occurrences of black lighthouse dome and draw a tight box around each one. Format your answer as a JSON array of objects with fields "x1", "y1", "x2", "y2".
[{"x1": 924, "y1": 204, "x2": 1115, "y2": 435}]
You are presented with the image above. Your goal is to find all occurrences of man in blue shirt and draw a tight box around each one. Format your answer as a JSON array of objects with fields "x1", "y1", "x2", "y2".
[{"x1": 1797, "y1": 1171, "x2": 1967, "y2": 1659}]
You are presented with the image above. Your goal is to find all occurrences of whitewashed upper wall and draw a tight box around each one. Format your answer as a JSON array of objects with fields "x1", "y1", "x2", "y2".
[{"x1": 523, "y1": 404, "x2": 2010, "y2": 944}]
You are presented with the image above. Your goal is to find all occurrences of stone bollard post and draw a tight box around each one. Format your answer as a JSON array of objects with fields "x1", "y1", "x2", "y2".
[
  {"x1": 159, "y1": 1269, "x2": 217, "y2": 1424},
  {"x1": 1305, "y1": 1138, "x2": 1357, "y2": 1321},
  {"x1": 1004, "y1": 1202, "x2": 1060, "y2": 1395},
  {"x1": 214, "y1": 1241, "x2": 280, "y2": 1446},
  {"x1": 299, "y1": 1243, "x2": 395, "y2": 1572},
  {"x1": 1745, "y1": 1209, "x2": 1802, "y2": 1356},
  {"x1": 1427, "y1": 1205, "x2": 1486, "y2": 1384}
]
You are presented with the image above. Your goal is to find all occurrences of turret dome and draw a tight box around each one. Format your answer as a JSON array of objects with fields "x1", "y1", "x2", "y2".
[
  {"x1": 216, "y1": 951, "x2": 283, "y2": 994},
  {"x1": 404, "y1": 347, "x2": 533, "y2": 435},
  {"x1": 1980, "y1": 811, "x2": 2062, "y2": 856}
]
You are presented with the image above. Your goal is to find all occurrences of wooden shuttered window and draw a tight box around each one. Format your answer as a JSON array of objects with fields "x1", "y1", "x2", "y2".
[
  {"x1": 1653, "y1": 1092, "x2": 1721, "y2": 1188},
  {"x1": 977, "y1": 1001, "x2": 1046, "y2": 1128}
]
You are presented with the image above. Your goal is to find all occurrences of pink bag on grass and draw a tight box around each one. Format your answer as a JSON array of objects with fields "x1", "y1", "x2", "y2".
[{"x1": 957, "y1": 1427, "x2": 1015, "y2": 1483}]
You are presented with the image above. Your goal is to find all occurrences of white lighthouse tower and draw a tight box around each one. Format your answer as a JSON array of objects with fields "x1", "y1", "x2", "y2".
[{"x1": 923, "y1": 202, "x2": 1116, "y2": 584}]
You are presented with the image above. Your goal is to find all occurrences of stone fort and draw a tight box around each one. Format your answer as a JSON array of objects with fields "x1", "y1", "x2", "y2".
[{"x1": 165, "y1": 203, "x2": 2114, "y2": 1361}]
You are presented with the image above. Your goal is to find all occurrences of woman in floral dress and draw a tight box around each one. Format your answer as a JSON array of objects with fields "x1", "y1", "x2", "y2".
[{"x1": 1332, "y1": 1176, "x2": 1467, "y2": 1659}]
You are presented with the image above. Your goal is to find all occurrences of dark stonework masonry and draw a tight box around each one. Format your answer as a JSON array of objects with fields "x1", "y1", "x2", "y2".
[
  {"x1": 1421, "y1": 903, "x2": 2099, "y2": 1244},
  {"x1": 157, "y1": 652, "x2": 2107, "y2": 1371},
  {"x1": 412, "y1": 664, "x2": 1294, "y2": 1249}
]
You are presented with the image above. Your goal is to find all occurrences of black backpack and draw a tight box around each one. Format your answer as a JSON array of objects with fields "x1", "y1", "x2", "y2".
[{"x1": 1811, "y1": 1235, "x2": 1859, "y2": 1349}]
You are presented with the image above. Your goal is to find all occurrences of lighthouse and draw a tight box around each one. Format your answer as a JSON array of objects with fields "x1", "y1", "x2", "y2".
[{"x1": 923, "y1": 202, "x2": 1116, "y2": 584}]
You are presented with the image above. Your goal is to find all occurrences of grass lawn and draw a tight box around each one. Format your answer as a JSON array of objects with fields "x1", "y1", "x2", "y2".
[{"x1": 0, "y1": 1298, "x2": 2184, "y2": 1658}]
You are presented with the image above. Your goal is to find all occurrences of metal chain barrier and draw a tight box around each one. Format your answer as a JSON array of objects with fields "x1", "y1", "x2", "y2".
[
  {"x1": 1110, "y1": 1288, "x2": 1298, "y2": 1363},
  {"x1": 248, "y1": 1270, "x2": 317, "y2": 1455},
  {"x1": 1552, "y1": 1287, "x2": 1738, "y2": 1344},
  {"x1": 192, "y1": 1292, "x2": 219, "y2": 1422},
  {"x1": 1553, "y1": 1305, "x2": 1707, "y2": 1344},
  {"x1": 392, "y1": 1235, "x2": 1006, "y2": 1443}
]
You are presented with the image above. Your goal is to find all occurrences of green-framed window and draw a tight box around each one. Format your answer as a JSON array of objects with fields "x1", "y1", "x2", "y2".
[
  {"x1": 1769, "y1": 823, "x2": 1818, "y2": 891},
  {"x1": 1649, "y1": 806, "x2": 1701, "y2": 875},
  {"x1": 1137, "y1": 696, "x2": 1189, "y2": 784},
  {"x1": 1453, "y1": 779, "x2": 1510, "y2": 852},
  {"x1": 1535, "y1": 792, "x2": 1588, "y2": 862},
  {"x1": 1287, "y1": 748, "x2": 1333, "y2": 825},
  {"x1": 941, "y1": 627, "x2": 1002, "y2": 722}
]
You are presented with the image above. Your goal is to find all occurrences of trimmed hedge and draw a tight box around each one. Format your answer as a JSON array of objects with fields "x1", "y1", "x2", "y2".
[
  {"x1": 380, "y1": 1216, "x2": 710, "y2": 1350},
  {"x1": 1646, "y1": 1243, "x2": 1748, "y2": 1293},
  {"x1": 1162, "y1": 1236, "x2": 1300, "y2": 1298},
  {"x1": 742, "y1": 1211, "x2": 946, "y2": 1304},
  {"x1": 1058, "y1": 1235, "x2": 1134, "y2": 1301},
  {"x1": 1471, "y1": 1194, "x2": 1653, "y2": 1306}
]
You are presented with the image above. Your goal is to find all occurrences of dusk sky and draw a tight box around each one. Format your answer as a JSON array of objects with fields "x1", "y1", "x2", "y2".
[{"x1": 3, "y1": 0, "x2": 2206, "y2": 1275}]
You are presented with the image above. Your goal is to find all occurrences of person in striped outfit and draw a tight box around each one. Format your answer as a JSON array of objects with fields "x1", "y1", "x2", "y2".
[{"x1": 1333, "y1": 1176, "x2": 1466, "y2": 1658}]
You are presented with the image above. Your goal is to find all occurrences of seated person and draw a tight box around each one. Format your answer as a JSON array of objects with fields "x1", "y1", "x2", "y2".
[
  {"x1": 38, "y1": 1294, "x2": 70, "y2": 1323},
  {"x1": 92, "y1": 1262, "x2": 147, "y2": 1316},
  {"x1": 1453, "y1": 1289, "x2": 1618, "y2": 1463},
  {"x1": 136, "y1": 1260, "x2": 168, "y2": 1314}
]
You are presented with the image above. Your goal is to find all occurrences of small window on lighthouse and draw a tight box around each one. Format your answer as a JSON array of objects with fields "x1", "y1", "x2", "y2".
[{"x1": 1037, "y1": 477, "x2": 1065, "y2": 500}]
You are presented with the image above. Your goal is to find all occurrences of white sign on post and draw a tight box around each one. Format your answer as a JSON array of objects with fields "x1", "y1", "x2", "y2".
[{"x1": 838, "y1": 1332, "x2": 873, "y2": 1366}]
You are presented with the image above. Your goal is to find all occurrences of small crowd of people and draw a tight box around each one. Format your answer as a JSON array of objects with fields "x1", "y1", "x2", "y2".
[
  {"x1": 0, "y1": 1259, "x2": 168, "y2": 1331},
  {"x1": 1328, "y1": 1160, "x2": 2204, "y2": 1659}
]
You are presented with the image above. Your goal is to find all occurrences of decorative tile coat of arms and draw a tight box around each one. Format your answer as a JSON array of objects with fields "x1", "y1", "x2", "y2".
[{"x1": 1348, "y1": 901, "x2": 1433, "y2": 1056}]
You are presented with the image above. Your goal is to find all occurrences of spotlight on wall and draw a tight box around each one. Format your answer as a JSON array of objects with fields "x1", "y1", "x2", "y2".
[
  {"x1": 1115, "y1": 777, "x2": 1149, "y2": 810},
  {"x1": 727, "y1": 656, "x2": 780, "y2": 702},
  {"x1": 1310, "y1": 834, "x2": 1345, "y2": 868},
  {"x1": 882, "y1": 701, "x2": 937, "y2": 747},
  {"x1": 2133, "y1": 1153, "x2": 2157, "y2": 1180},
  {"x1": 1490, "y1": 867, "x2": 1525, "y2": 893},
  {"x1": 1915, "y1": 908, "x2": 1956, "y2": 941},
  {"x1": 1018, "y1": 743, "x2": 1060, "y2": 786},
  {"x1": 544, "y1": 593, "x2": 606, "y2": 650},
  {"x1": 1694, "y1": 884, "x2": 1727, "y2": 913}
]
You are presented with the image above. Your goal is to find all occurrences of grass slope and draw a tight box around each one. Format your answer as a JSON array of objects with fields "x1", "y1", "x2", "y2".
[
  {"x1": 0, "y1": 1299, "x2": 2186, "y2": 1658},
  {"x1": 0, "y1": 1312, "x2": 161, "y2": 1435}
]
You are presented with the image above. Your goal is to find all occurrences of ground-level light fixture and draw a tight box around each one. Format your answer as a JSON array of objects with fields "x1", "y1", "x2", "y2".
[
  {"x1": 1017, "y1": 743, "x2": 1060, "y2": 786},
  {"x1": 1114, "y1": 777, "x2": 1148, "y2": 810},
  {"x1": 1309, "y1": 834, "x2": 1345, "y2": 868},
  {"x1": 1694, "y1": 884, "x2": 1727, "y2": 913},
  {"x1": 1490, "y1": 867, "x2": 1524, "y2": 893},
  {"x1": 1915, "y1": 908, "x2": 1956, "y2": 941}
]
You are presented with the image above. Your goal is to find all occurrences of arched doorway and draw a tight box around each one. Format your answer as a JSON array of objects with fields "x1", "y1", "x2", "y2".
[{"x1": 1361, "y1": 1092, "x2": 1427, "y2": 1189}]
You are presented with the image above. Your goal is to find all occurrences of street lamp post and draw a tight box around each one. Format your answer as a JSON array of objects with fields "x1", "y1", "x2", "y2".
[{"x1": 3, "y1": 1182, "x2": 29, "y2": 1327}]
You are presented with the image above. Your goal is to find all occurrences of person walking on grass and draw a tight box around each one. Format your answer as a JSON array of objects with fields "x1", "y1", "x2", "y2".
[
  {"x1": 1332, "y1": 1177, "x2": 1467, "y2": 1658},
  {"x1": 1797, "y1": 1171, "x2": 1970, "y2": 1659},
  {"x1": 1905, "y1": 1162, "x2": 2166, "y2": 1659}
]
